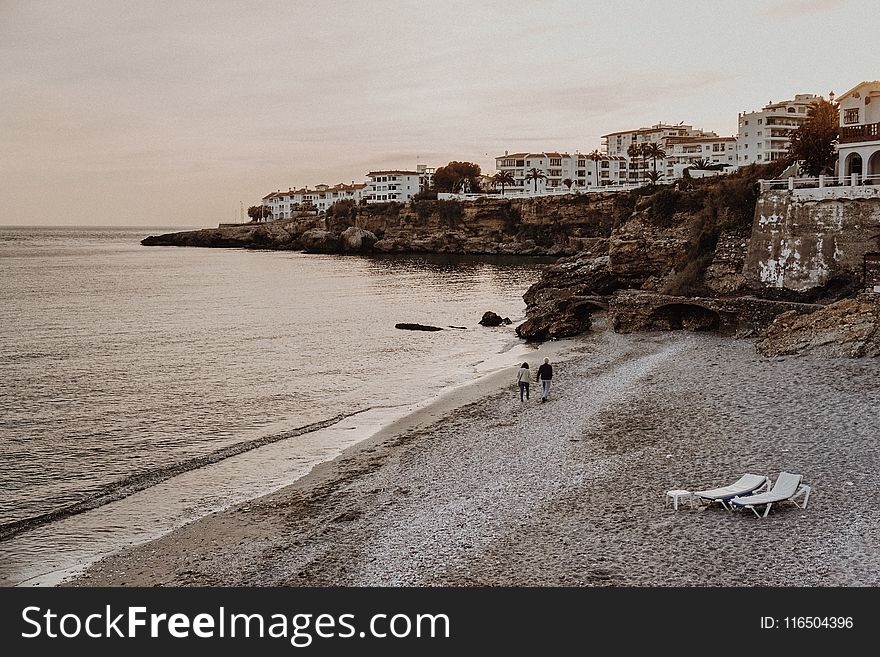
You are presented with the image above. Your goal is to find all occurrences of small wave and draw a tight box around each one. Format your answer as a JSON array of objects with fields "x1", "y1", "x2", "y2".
[{"x1": 0, "y1": 410, "x2": 374, "y2": 542}]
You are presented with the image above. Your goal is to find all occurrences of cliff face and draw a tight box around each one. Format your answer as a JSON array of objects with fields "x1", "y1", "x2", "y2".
[
  {"x1": 744, "y1": 191, "x2": 880, "y2": 294},
  {"x1": 142, "y1": 194, "x2": 622, "y2": 256}
]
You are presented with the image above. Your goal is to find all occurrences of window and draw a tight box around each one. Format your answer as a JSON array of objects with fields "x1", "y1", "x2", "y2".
[
  {"x1": 516, "y1": 160, "x2": 524, "y2": 167},
  {"x1": 787, "y1": 107, "x2": 796, "y2": 113},
  {"x1": 577, "y1": 169, "x2": 585, "y2": 177},
  {"x1": 549, "y1": 158, "x2": 561, "y2": 166},
  {"x1": 844, "y1": 108, "x2": 860, "y2": 124},
  {"x1": 757, "y1": 131, "x2": 762, "y2": 136},
  {"x1": 758, "y1": 119, "x2": 763, "y2": 124},
  {"x1": 744, "y1": 120, "x2": 749, "y2": 125}
]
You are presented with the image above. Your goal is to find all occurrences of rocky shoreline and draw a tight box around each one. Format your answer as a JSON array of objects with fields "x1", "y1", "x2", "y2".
[{"x1": 71, "y1": 327, "x2": 879, "y2": 587}]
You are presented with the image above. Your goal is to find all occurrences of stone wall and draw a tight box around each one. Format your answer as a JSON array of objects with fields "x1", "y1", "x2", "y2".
[{"x1": 743, "y1": 190, "x2": 880, "y2": 292}]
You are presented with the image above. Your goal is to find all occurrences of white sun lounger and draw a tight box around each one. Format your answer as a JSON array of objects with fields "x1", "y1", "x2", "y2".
[
  {"x1": 693, "y1": 473, "x2": 770, "y2": 511},
  {"x1": 730, "y1": 472, "x2": 811, "y2": 518}
]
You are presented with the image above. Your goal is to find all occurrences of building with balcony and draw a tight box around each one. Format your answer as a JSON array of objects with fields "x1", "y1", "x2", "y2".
[
  {"x1": 664, "y1": 135, "x2": 737, "y2": 178},
  {"x1": 601, "y1": 123, "x2": 731, "y2": 182},
  {"x1": 494, "y1": 151, "x2": 629, "y2": 190},
  {"x1": 261, "y1": 182, "x2": 368, "y2": 217},
  {"x1": 365, "y1": 170, "x2": 421, "y2": 203},
  {"x1": 735, "y1": 94, "x2": 819, "y2": 165},
  {"x1": 837, "y1": 81, "x2": 880, "y2": 182}
]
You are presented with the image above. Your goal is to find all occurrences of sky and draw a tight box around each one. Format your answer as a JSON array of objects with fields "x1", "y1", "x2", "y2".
[{"x1": 0, "y1": 0, "x2": 877, "y2": 227}]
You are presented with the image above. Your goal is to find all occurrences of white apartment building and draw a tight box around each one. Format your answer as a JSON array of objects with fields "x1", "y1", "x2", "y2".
[
  {"x1": 601, "y1": 123, "x2": 732, "y2": 181},
  {"x1": 365, "y1": 170, "x2": 421, "y2": 203},
  {"x1": 837, "y1": 80, "x2": 880, "y2": 180},
  {"x1": 262, "y1": 182, "x2": 368, "y2": 218},
  {"x1": 664, "y1": 135, "x2": 737, "y2": 178},
  {"x1": 602, "y1": 123, "x2": 716, "y2": 157},
  {"x1": 735, "y1": 94, "x2": 819, "y2": 165},
  {"x1": 494, "y1": 151, "x2": 629, "y2": 190}
]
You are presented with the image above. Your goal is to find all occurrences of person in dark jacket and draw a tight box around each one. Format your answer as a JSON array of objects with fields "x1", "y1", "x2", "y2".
[{"x1": 537, "y1": 357, "x2": 553, "y2": 402}]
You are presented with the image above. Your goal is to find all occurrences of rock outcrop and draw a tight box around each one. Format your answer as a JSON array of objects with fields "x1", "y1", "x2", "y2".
[
  {"x1": 340, "y1": 227, "x2": 377, "y2": 254},
  {"x1": 300, "y1": 229, "x2": 340, "y2": 253},
  {"x1": 756, "y1": 294, "x2": 880, "y2": 357}
]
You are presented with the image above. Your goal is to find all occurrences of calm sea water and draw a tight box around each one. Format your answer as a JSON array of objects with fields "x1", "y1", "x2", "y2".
[{"x1": 0, "y1": 226, "x2": 548, "y2": 583}]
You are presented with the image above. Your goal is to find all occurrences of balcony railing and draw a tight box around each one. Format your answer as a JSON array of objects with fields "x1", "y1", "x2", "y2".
[{"x1": 840, "y1": 122, "x2": 880, "y2": 144}]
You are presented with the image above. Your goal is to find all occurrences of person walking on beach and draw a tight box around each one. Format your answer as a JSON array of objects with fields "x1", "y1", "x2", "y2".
[
  {"x1": 516, "y1": 362, "x2": 530, "y2": 402},
  {"x1": 537, "y1": 357, "x2": 553, "y2": 402}
]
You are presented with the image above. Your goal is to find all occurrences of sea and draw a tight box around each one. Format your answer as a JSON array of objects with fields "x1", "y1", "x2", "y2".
[{"x1": 0, "y1": 226, "x2": 550, "y2": 585}]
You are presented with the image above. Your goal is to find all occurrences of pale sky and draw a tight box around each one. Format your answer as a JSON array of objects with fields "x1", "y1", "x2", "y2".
[{"x1": 1, "y1": 0, "x2": 876, "y2": 226}]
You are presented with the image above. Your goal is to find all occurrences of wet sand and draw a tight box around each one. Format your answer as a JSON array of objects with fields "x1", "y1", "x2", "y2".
[{"x1": 72, "y1": 326, "x2": 880, "y2": 587}]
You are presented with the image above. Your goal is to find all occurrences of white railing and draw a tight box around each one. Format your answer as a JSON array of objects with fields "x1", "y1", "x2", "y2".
[
  {"x1": 438, "y1": 182, "x2": 647, "y2": 202},
  {"x1": 759, "y1": 174, "x2": 880, "y2": 201},
  {"x1": 759, "y1": 174, "x2": 880, "y2": 192}
]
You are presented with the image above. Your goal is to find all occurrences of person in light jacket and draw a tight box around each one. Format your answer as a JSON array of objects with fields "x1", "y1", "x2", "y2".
[{"x1": 516, "y1": 362, "x2": 530, "y2": 402}]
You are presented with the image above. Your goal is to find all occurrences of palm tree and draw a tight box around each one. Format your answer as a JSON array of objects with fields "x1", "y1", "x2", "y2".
[
  {"x1": 562, "y1": 178, "x2": 574, "y2": 190},
  {"x1": 588, "y1": 150, "x2": 603, "y2": 188},
  {"x1": 493, "y1": 170, "x2": 515, "y2": 196},
  {"x1": 643, "y1": 142, "x2": 667, "y2": 178},
  {"x1": 645, "y1": 170, "x2": 663, "y2": 187},
  {"x1": 692, "y1": 157, "x2": 711, "y2": 169},
  {"x1": 524, "y1": 167, "x2": 546, "y2": 193},
  {"x1": 626, "y1": 142, "x2": 644, "y2": 184}
]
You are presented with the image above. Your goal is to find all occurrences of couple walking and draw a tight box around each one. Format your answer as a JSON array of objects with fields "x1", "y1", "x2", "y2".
[{"x1": 516, "y1": 358, "x2": 553, "y2": 403}]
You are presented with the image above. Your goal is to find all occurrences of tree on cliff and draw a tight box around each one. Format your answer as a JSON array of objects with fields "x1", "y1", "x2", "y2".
[
  {"x1": 562, "y1": 178, "x2": 574, "y2": 189},
  {"x1": 589, "y1": 149, "x2": 604, "y2": 187},
  {"x1": 432, "y1": 161, "x2": 482, "y2": 193},
  {"x1": 626, "y1": 143, "x2": 644, "y2": 183},
  {"x1": 247, "y1": 205, "x2": 272, "y2": 222},
  {"x1": 787, "y1": 95, "x2": 839, "y2": 176},
  {"x1": 525, "y1": 167, "x2": 546, "y2": 193},
  {"x1": 643, "y1": 142, "x2": 666, "y2": 177},
  {"x1": 493, "y1": 170, "x2": 515, "y2": 196}
]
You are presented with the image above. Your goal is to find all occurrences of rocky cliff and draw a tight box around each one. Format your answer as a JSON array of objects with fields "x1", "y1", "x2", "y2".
[{"x1": 142, "y1": 194, "x2": 625, "y2": 257}]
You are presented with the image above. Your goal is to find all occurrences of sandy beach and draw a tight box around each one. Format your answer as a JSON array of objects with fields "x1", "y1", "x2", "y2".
[{"x1": 72, "y1": 323, "x2": 879, "y2": 587}]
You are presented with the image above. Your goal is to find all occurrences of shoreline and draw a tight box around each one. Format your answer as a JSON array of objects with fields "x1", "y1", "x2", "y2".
[
  {"x1": 71, "y1": 326, "x2": 879, "y2": 587},
  {"x1": 3, "y1": 335, "x2": 578, "y2": 587}
]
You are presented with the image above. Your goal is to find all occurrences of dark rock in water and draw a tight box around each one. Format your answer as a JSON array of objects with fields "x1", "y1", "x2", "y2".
[
  {"x1": 502, "y1": 317, "x2": 512, "y2": 325},
  {"x1": 395, "y1": 323, "x2": 444, "y2": 332},
  {"x1": 448, "y1": 325, "x2": 467, "y2": 330},
  {"x1": 478, "y1": 311, "x2": 504, "y2": 327}
]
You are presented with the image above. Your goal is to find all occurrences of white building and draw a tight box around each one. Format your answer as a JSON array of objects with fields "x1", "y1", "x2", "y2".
[
  {"x1": 837, "y1": 81, "x2": 880, "y2": 181},
  {"x1": 365, "y1": 170, "x2": 421, "y2": 203},
  {"x1": 735, "y1": 94, "x2": 819, "y2": 166},
  {"x1": 261, "y1": 182, "x2": 368, "y2": 218},
  {"x1": 494, "y1": 151, "x2": 630, "y2": 190},
  {"x1": 602, "y1": 123, "x2": 716, "y2": 157},
  {"x1": 664, "y1": 135, "x2": 737, "y2": 178},
  {"x1": 601, "y1": 123, "x2": 732, "y2": 182}
]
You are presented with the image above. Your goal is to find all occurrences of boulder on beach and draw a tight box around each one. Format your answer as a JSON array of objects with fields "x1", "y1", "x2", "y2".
[
  {"x1": 395, "y1": 323, "x2": 444, "y2": 332},
  {"x1": 478, "y1": 311, "x2": 504, "y2": 327}
]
